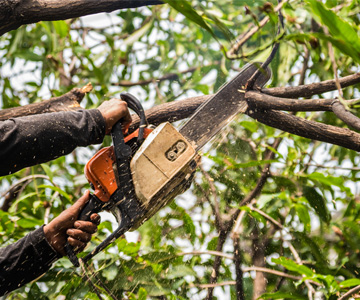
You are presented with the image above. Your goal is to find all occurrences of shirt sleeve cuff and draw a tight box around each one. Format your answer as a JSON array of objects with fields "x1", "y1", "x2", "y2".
[{"x1": 30, "y1": 226, "x2": 62, "y2": 263}]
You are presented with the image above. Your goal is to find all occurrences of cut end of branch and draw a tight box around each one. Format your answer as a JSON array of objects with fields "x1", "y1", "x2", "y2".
[{"x1": 80, "y1": 82, "x2": 93, "y2": 94}]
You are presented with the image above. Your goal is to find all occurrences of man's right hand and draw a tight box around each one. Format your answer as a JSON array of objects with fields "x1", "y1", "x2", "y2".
[{"x1": 97, "y1": 98, "x2": 132, "y2": 134}]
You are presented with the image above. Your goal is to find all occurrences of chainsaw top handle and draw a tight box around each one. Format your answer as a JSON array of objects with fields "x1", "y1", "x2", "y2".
[{"x1": 119, "y1": 92, "x2": 148, "y2": 144}]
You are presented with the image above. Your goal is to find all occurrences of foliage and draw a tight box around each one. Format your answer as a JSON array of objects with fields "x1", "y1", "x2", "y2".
[{"x1": 1, "y1": 0, "x2": 360, "y2": 299}]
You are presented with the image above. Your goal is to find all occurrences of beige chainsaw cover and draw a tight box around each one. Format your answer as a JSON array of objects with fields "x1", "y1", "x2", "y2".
[{"x1": 130, "y1": 122, "x2": 198, "y2": 229}]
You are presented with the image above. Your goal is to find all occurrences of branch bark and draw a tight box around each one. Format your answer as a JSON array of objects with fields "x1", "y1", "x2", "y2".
[
  {"x1": 247, "y1": 108, "x2": 360, "y2": 152},
  {"x1": 2, "y1": 86, "x2": 360, "y2": 152},
  {"x1": 0, "y1": 0, "x2": 162, "y2": 36},
  {"x1": 263, "y1": 72, "x2": 360, "y2": 98},
  {"x1": 0, "y1": 84, "x2": 92, "y2": 121}
]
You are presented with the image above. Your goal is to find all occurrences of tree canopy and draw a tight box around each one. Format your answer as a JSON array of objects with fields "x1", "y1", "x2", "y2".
[{"x1": 1, "y1": 1, "x2": 360, "y2": 299}]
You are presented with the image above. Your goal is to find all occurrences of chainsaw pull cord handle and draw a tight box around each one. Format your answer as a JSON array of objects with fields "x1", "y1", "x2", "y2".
[{"x1": 65, "y1": 93, "x2": 147, "y2": 267}]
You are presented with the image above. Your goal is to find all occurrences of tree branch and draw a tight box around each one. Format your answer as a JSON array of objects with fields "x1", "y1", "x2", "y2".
[
  {"x1": 247, "y1": 108, "x2": 360, "y2": 151},
  {"x1": 338, "y1": 285, "x2": 360, "y2": 300},
  {"x1": 263, "y1": 72, "x2": 360, "y2": 98},
  {"x1": 246, "y1": 91, "x2": 334, "y2": 111},
  {"x1": 0, "y1": 0, "x2": 162, "y2": 36},
  {"x1": 0, "y1": 83, "x2": 92, "y2": 121}
]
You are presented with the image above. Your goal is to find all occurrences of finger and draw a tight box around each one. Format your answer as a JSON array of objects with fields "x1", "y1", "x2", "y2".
[
  {"x1": 67, "y1": 228, "x2": 92, "y2": 243},
  {"x1": 74, "y1": 220, "x2": 98, "y2": 234},
  {"x1": 122, "y1": 106, "x2": 132, "y2": 127},
  {"x1": 69, "y1": 190, "x2": 90, "y2": 215},
  {"x1": 90, "y1": 213, "x2": 101, "y2": 225},
  {"x1": 67, "y1": 237, "x2": 86, "y2": 253}
]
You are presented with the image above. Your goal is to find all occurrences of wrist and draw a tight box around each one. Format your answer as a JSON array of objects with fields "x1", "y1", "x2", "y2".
[{"x1": 43, "y1": 223, "x2": 65, "y2": 256}]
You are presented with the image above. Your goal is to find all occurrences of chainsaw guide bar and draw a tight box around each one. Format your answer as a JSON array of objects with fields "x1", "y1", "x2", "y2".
[{"x1": 180, "y1": 62, "x2": 271, "y2": 150}]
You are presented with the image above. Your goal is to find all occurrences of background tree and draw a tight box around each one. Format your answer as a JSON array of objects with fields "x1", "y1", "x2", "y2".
[{"x1": 1, "y1": 0, "x2": 360, "y2": 299}]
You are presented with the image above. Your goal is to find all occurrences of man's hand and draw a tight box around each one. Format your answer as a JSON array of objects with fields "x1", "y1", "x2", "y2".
[
  {"x1": 43, "y1": 191, "x2": 100, "y2": 256},
  {"x1": 97, "y1": 98, "x2": 132, "y2": 134}
]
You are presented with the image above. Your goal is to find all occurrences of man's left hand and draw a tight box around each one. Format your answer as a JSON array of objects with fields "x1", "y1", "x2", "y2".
[{"x1": 43, "y1": 190, "x2": 100, "y2": 256}]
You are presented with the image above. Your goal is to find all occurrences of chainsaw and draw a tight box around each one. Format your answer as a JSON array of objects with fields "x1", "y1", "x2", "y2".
[{"x1": 65, "y1": 62, "x2": 271, "y2": 266}]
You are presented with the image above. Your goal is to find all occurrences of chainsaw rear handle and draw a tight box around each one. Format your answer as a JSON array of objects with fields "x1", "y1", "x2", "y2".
[
  {"x1": 65, "y1": 93, "x2": 147, "y2": 267},
  {"x1": 64, "y1": 194, "x2": 106, "y2": 267}
]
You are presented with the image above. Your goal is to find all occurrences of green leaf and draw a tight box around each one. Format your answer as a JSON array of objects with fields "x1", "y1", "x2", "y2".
[
  {"x1": 183, "y1": 212, "x2": 196, "y2": 242},
  {"x1": 138, "y1": 287, "x2": 148, "y2": 300},
  {"x1": 123, "y1": 20, "x2": 153, "y2": 46},
  {"x1": 17, "y1": 218, "x2": 43, "y2": 228},
  {"x1": 165, "y1": 265, "x2": 197, "y2": 279},
  {"x1": 303, "y1": 186, "x2": 331, "y2": 223},
  {"x1": 52, "y1": 21, "x2": 69, "y2": 39},
  {"x1": 286, "y1": 32, "x2": 360, "y2": 63},
  {"x1": 164, "y1": 1, "x2": 218, "y2": 42},
  {"x1": 294, "y1": 203, "x2": 311, "y2": 232},
  {"x1": 41, "y1": 164, "x2": 53, "y2": 182},
  {"x1": 37, "y1": 184, "x2": 71, "y2": 200},
  {"x1": 307, "y1": 172, "x2": 350, "y2": 193},
  {"x1": 272, "y1": 257, "x2": 314, "y2": 277},
  {"x1": 340, "y1": 278, "x2": 360, "y2": 288},
  {"x1": 202, "y1": 9, "x2": 234, "y2": 41},
  {"x1": 307, "y1": 0, "x2": 360, "y2": 53},
  {"x1": 240, "y1": 120, "x2": 258, "y2": 133}
]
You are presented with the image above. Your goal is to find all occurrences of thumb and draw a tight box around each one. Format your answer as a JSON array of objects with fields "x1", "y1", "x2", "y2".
[{"x1": 68, "y1": 190, "x2": 91, "y2": 215}]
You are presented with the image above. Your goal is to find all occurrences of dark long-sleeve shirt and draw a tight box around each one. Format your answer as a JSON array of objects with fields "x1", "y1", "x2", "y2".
[
  {"x1": 0, "y1": 109, "x2": 105, "y2": 176},
  {"x1": 0, "y1": 227, "x2": 61, "y2": 295},
  {"x1": 0, "y1": 109, "x2": 106, "y2": 296}
]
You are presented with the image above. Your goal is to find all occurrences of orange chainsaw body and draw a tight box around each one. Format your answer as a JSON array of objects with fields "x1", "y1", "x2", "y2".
[{"x1": 84, "y1": 128, "x2": 153, "y2": 203}]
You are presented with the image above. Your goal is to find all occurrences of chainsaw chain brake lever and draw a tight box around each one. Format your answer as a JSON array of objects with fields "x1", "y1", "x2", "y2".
[{"x1": 65, "y1": 93, "x2": 147, "y2": 267}]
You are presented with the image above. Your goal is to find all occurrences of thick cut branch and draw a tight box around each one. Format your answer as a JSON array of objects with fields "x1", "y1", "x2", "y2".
[
  {"x1": 263, "y1": 73, "x2": 360, "y2": 98},
  {"x1": 3, "y1": 88, "x2": 360, "y2": 152},
  {"x1": 0, "y1": 85, "x2": 91, "y2": 120},
  {"x1": 0, "y1": 0, "x2": 162, "y2": 36}
]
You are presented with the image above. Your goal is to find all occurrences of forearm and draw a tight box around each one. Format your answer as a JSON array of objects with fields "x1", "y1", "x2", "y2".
[
  {"x1": 0, "y1": 227, "x2": 60, "y2": 296},
  {"x1": 0, "y1": 109, "x2": 106, "y2": 176}
]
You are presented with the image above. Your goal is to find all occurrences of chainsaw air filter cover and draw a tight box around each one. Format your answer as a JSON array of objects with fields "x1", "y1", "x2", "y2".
[{"x1": 130, "y1": 122, "x2": 197, "y2": 227}]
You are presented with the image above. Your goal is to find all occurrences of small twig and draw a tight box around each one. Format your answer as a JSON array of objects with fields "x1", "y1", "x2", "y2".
[
  {"x1": 112, "y1": 63, "x2": 218, "y2": 87},
  {"x1": 299, "y1": 46, "x2": 310, "y2": 86},
  {"x1": 199, "y1": 165, "x2": 223, "y2": 230},
  {"x1": 248, "y1": 204, "x2": 284, "y2": 229},
  {"x1": 44, "y1": 191, "x2": 58, "y2": 224},
  {"x1": 324, "y1": 28, "x2": 345, "y2": 101},
  {"x1": 338, "y1": 285, "x2": 360, "y2": 300},
  {"x1": 178, "y1": 250, "x2": 234, "y2": 260},
  {"x1": 205, "y1": 230, "x2": 227, "y2": 300},
  {"x1": 79, "y1": 259, "x2": 119, "y2": 300},
  {"x1": 79, "y1": 259, "x2": 105, "y2": 300},
  {"x1": 233, "y1": 237, "x2": 245, "y2": 300},
  {"x1": 304, "y1": 163, "x2": 360, "y2": 171},
  {"x1": 247, "y1": 203, "x2": 316, "y2": 298},
  {"x1": 227, "y1": 0, "x2": 287, "y2": 58},
  {"x1": 196, "y1": 281, "x2": 237, "y2": 289}
]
